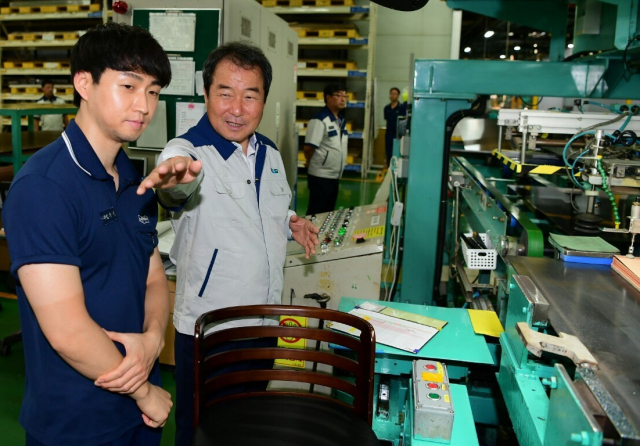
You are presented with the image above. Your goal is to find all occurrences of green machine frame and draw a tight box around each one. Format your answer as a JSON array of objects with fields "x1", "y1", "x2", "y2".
[{"x1": 402, "y1": 56, "x2": 640, "y2": 306}]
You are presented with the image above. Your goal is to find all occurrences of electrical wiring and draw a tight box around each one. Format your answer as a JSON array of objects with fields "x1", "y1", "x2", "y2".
[
  {"x1": 383, "y1": 156, "x2": 402, "y2": 301},
  {"x1": 597, "y1": 158, "x2": 621, "y2": 228},
  {"x1": 518, "y1": 96, "x2": 543, "y2": 107},
  {"x1": 562, "y1": 112, "x2": 629, "y2": 188},
  {"x1": 586, "y1": 100, "x2": 620, "y2": 113}
]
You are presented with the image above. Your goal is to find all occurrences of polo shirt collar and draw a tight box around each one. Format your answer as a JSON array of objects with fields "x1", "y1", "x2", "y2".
[
  {"x1": 63, "y1": 119, "x2": 141, "y2": 183},
  {"x1": 320, "y1": 106, "x2": 338, "y2": 122}
]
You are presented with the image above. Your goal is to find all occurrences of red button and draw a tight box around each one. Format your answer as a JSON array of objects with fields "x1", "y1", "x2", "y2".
[
  {"x1": 424, "y1": 364, "x2": 436, "y2": 370},
  {"x1": 427, "y1": 383, "x2": 438, "y2": 389}
]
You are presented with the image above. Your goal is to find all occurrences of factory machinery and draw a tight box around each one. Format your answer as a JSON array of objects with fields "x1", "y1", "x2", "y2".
[
  {"x1": 309, "y1": 1, "x2": 640, "y2": 445},
  {"x1": 143, "y1": 0, "x2": 640, "y2": 444}
]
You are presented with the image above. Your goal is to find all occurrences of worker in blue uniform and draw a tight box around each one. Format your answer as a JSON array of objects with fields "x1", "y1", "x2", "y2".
[
  {"x1": 303, "y1": 83, "x2": 349, "y2": 215},
  {"x1": 383, "y1": 87, "x2": 407, "y2": 167},
  {"x1": 137, "y1": 41, "x2": 320, "y2": 446},
  {"x1": 3, "y1": 23, "x2": 173, "y2": 446}
]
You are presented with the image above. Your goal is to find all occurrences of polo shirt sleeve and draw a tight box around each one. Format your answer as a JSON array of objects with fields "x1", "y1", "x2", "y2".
[
  {"x1": 4, "y1": 175, "x2": 81, "y2": 277},
  {"x1": 304, "y1": 118, "x2": 325, "y2": 149}
]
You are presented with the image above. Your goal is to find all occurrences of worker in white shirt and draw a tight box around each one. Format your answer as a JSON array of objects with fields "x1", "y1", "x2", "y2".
[{"x1": 34, "y1": 79, "x2": 67, "y2": 132}]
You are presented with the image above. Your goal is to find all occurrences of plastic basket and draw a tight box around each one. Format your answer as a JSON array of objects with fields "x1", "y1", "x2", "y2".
[{"x1": 461, "y1": 233, "x2": 497, "y2": 270}]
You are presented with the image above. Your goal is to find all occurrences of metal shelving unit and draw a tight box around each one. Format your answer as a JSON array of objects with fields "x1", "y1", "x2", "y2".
[
  {"x1": 0, "y1": 40, "x2": 78, "y2": 48},
  {"x1": 263, "y1": 1, "x2": 377, "y2": 177},
  {"x1": 0, "y1": 1, "x2": 109, "y2": 107}
]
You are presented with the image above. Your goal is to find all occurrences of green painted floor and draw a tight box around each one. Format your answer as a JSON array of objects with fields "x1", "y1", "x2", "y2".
[{"x1": 0, "y1": 172, "x2": 382, "y2": 446}]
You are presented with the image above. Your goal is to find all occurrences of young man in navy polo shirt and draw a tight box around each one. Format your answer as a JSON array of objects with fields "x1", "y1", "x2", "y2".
[{"x1": 4, "y1": 23, "x2": 173, "y2": 446}]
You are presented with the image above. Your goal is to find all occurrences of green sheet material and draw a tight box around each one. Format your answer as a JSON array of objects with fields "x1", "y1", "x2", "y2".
[
  {"x1": 340, "y1": 298, "x2": 494, "y2": 365},
  {"x1": 549, "y1": 233, "x2": 619, "y2": 253}
]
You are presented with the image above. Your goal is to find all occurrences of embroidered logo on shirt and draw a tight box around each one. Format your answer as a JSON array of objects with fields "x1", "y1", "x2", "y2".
[
  {"x1": 138, "y1": 215, "x2": 150, "y2": 224},
  {"x1": 100, "y1": 208, "x2": 118, "y2": 226},
  {"x1": 271, "y1": 168, "x2": 279, "y2": 174}
]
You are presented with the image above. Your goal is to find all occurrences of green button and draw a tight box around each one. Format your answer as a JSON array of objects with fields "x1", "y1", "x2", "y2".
[{"x1": 428, "y1": 393, "x2": 440, "y2": 400}]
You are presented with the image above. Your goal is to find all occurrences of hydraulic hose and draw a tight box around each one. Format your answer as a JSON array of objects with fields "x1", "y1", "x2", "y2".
[{"x1": 432, "y1": 95, "x2": 488, "y2": 304}]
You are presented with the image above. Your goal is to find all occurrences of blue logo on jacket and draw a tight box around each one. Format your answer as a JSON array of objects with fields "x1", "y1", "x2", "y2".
[{"x1": 271, "y1": 168, "x2": 279, "y2": 174}]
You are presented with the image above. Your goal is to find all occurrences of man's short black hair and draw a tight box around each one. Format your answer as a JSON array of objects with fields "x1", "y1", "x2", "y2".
[
  {"x1": 323, "y1": 83, "x2": 347, "y2": 104},
  {"x1": 41, "y1": 79, "x2": 54, "y2": 88},
  {"x1": 390, "y1": 87, "x2": 400, "y2": 95},
  {"x1": 202, "y1": 42, "x2": 272, "y2": 102},
  {"x1": 70, "y1": 22, "x2": 172, "y2": 106}
]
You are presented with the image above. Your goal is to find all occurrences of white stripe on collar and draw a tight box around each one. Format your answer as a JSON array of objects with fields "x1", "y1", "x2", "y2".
[{"x1": 62, "y1": 131, "x2": 92, "y2": 177}]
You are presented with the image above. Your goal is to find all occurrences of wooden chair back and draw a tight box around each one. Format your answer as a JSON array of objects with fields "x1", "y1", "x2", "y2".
[{"x1": 194, "y1": 305, "x2": 376, "y2": 426}]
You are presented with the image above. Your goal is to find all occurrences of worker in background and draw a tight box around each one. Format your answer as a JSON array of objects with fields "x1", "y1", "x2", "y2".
[
  {"x1": 4, "y1": 22, "x2": 173, "y2": 446},
  {"x1": 34, "y1": 79, "x2": 67, "y2": 132},
  {"x1": 383, "y1": 87, "x2": 407, "y2": 167},
  {"x1": 303, "y1": 83, "x2": 349, "y2": 215},
  {"x1": 137, "y1": 41, "x2": 320, "y2": 446}
]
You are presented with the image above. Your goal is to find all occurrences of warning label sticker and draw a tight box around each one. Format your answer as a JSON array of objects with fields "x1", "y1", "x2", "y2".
[
  {"x1": 275, "y1": 315, "x2": 307, "y2": 369},
  {"x1": 352, "y1": 225, "x2": 385, "y2": 239}
]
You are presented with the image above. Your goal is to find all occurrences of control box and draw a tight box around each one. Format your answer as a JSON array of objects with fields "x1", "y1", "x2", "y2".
[
  {"x1": 282, "y1": 203, "x2": 387, "y2": 310},
  {"x1": 412, "y1": 360, "x2": 454, "y2": 443}
]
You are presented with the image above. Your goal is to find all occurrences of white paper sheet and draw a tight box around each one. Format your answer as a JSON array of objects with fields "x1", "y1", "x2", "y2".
[
  {"x1": 195, "y1": 70, "x2": 205, "y2": 96},
  {"x1": 164, "y1": 59, "x2": 196, "y2": 96},
  {"x1": 328, "y1": 308, "x2": 438, "y2": 353},
  {"x1": 149, "y1": 13, "x2": 196, "y2": 52},
  {"x1": 175, "y1": 102, "x2": 206, "y2": 136}
]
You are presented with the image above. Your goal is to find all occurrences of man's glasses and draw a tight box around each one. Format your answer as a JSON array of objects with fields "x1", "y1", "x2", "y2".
[{"x1": 332, "y1": 93, "x2": 348, "y2": 99}]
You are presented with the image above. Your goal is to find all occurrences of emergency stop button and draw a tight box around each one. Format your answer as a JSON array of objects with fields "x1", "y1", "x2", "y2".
[
  {"x1": 426, "y1": 383, "x2": 438, "y2": 389},
  {"x1": 424, "y1": 364, "x2": 436, "y2": 370}
]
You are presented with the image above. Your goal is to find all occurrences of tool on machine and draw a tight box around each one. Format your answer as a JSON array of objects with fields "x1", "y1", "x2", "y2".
[{"x1": 602, "y1": 200, "x2": 640, "y2": 257}]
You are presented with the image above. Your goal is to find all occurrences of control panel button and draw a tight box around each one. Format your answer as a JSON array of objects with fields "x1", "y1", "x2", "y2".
[
  {"x1": 427, "y1": 393, "x2": 440, "y2": 400},
  {"x1": 426, "y1": 383, "x2": 438, "y2": 389}
]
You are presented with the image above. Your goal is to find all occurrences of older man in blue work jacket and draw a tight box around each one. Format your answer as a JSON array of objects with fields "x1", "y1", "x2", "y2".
[{"x1": 137, "y1": 41, "x2": 320, "y2": 446}]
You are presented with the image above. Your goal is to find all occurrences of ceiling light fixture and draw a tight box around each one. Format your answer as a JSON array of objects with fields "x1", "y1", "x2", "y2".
[{"x1": 484, "y1": 30, "x2": 495, "y2": 38}]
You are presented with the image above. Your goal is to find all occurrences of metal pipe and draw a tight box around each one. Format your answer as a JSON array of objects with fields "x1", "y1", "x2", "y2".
[{"x1": 521, "y1": 125, "x2": 528, "y2": 164}]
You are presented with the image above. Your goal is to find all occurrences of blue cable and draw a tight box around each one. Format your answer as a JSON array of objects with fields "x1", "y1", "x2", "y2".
[
  {"x1": 563, "y1": 131, "x2": 615, "y2": 190},
  {"x1": 587, "y1": 101, "x2": 620, "y2": 113},
  {"x1": 618, "y1": 112, "x2": 633, "y2": 132}
]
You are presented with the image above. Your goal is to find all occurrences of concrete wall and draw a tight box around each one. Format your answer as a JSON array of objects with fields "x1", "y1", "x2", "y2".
[{"x1": 374, "y1": 2, "x2": 456, "y2": 130}]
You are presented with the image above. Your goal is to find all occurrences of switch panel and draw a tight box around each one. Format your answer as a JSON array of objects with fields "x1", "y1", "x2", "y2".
[{"x1": 412, "y1": 360, "x2": 454, "y2": 443}]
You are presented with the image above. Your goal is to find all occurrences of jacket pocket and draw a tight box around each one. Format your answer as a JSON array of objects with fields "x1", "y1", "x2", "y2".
[
  {"x1": 214, "y1": 177, "x2": 246, "y2": 199},
  {"x1": 198, "y1": 248, "x2": 219, "y2": 297},
  {"x1": 321, "y1": 150, "x2": 330, "y2": 166}
]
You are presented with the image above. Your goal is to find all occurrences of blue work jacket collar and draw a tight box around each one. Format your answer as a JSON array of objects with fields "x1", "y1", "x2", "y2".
[{"x1": 64, "y1": 119, "x2": 141, "y2": 183}]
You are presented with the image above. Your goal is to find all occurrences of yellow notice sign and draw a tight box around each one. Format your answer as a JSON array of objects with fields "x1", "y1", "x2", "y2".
[
  {"x1": 274, "y1": 315, "x2": 307, "y2": 369},
  {"x1": 467, "y1": 309, "x2": 504, "y2": 338},
  {"x1": 352, "y1": 225, "x2": 385, "y2": 239}
]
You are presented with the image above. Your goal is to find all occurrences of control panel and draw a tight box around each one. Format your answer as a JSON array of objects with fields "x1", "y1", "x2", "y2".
[
  {"x1": 285, "y1": 203, "x2": 387, "y2": 266},
  {"x1": 412, "y1": 360, "x2": 454, "y2": 443},
  {"x1": 282, "y1": 203, "x2": 387, "y2": 308}
]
